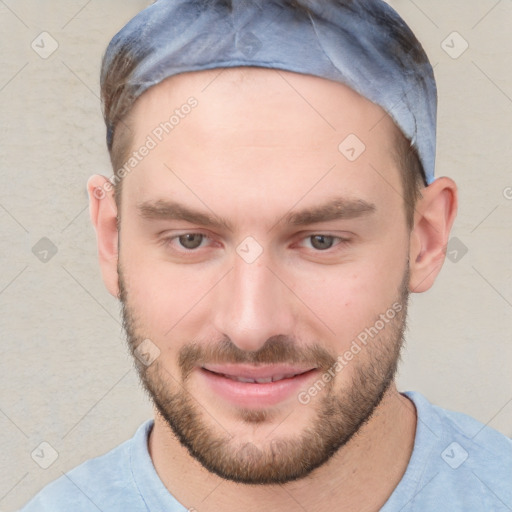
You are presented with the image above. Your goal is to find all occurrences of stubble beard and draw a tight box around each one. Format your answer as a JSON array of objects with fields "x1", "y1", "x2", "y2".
[{"x1": 119, "y1": 265, "x2": 410, "y2": 485}]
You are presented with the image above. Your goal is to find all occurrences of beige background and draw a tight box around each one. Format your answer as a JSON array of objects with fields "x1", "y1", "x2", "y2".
[{"x1": 0, "y1": 1, "x2": 511, "y2": 510}]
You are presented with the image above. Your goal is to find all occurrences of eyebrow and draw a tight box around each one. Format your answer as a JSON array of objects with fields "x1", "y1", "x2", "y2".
[
  {"x1": 137, "y1": 200, "x2": 233, "y2": 231},
  {"x1": 284, "y1": 198, "x2": 376, "y2": 225},
  {"x1": 136, "y1": 197, "x2": 376, "y2": 231}
]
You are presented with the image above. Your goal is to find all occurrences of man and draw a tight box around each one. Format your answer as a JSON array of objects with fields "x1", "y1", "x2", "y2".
[{"x1": 21, "y1": 0, "x2": 511, "y2": 511}]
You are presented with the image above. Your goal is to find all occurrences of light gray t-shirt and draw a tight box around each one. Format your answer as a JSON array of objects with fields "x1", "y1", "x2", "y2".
[{"x1": 20, "y1": 391, "x2": 512, "y2": 511}]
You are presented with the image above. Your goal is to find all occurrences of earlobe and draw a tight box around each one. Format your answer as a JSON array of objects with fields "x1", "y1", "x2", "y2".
[
  {"x1": 408, "y1": 177, "x2": 458, "y2": 293},
  {"x1": 87, "y1": 175, "x2": 120, "y2": 298}
]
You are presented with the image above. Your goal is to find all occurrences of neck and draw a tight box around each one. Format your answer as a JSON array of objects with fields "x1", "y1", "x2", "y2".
[{"x1": 148, "y1": 384, "x2": 416, "y2": 512}]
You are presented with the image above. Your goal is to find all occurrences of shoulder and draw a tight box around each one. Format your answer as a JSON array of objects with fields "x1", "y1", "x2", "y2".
[
  {"x1": 20, "y1": 421, "x2": 153, "y2": 512},
  {"x1": 405, "y1": 391, "x2": 512, "y2": 510},
  {"x1": 415, "y1": 391, "x2": 512, "y2": 465}
]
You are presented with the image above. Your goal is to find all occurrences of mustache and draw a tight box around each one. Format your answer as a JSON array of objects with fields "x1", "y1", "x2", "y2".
[{"x1": 178, "y1": 335, "x2": 337, "y2": 378}]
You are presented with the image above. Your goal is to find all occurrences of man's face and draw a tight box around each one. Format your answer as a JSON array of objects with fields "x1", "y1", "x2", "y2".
[{"x1": 117, "y1": 68, "x2": 412, "y2": 484}]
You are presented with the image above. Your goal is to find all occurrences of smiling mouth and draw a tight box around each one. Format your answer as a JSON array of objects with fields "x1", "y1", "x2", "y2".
[
  {"x1": 203, "y1": 367, "x2": 313, "y2": 384},
  {"x1": 198, "y1": 364, "x2": 319, "y2": 407},
  {"x1": 201, "y1": 365, "x2": 316, "y2": 384}
]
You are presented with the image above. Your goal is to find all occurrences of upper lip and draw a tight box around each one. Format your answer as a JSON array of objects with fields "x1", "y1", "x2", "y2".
[{"x1": 201, "y1": 364, "x2": 315, "y2": 381}]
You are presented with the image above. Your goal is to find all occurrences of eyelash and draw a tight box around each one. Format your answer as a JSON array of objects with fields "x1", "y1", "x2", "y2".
[
  {"x1": 299, "y1": 235, "x2": 351, "y2": 251},
  {"x1": 162, "y1": 232, "x2": 351, "y2": 253}
]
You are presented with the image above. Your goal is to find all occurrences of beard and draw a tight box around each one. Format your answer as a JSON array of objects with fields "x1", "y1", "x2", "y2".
[{"x1": 118, "y1": 264, "x2": 410, "y2": 485}]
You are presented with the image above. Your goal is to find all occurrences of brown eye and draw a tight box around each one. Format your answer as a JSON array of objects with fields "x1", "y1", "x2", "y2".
[
  {"x1": 309, "y1": 235, "x2": 335, "y2": 250},
  {"x1": 178, "y1": 233, "x2": 204, "y2": 249}
]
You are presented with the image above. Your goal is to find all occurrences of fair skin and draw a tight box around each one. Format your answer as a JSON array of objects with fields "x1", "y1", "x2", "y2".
[{"x1": 88, "y1": 68, "x2": 457, "y2": 511}]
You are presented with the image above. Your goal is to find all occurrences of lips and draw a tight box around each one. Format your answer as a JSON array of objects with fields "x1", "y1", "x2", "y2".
[
  {"x1": 218, "y1": 373, "x2": 302, "y2": 384},
  {"x1": 198, "y1": 364, "x2": 317, "y2": 408},
  {"x1": 202, "y1": 363, "x2": 314, "y2": 382}
]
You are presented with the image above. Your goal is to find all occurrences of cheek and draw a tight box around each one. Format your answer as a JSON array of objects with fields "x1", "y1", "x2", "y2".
[
  {"x1": 120, "y1": 249, "x2": 219, "y2": 339},
  {"x1": 292, "y1": 256, "x2": 406, "y2": 347}
]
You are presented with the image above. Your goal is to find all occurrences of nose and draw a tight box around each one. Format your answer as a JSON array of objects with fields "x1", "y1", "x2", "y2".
[{"x1": 212, "y1": 253, "x2": 296, "y2": 352}]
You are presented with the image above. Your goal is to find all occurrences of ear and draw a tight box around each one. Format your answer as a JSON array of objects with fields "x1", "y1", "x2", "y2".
[
  {"x1": 87, "y1": 175, "x2": 120, "y2": 298},
  {"x1": 408, "y1": 177, "x2": 458, "y2": 293}
]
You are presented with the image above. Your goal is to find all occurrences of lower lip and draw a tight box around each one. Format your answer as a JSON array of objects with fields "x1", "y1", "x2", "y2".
[{"x1": 197, "y1": 368, "x2": 318, "y2": 408}]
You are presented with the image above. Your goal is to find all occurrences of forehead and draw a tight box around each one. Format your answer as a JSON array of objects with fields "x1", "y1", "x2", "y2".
[{"x1": 121, "y1": 68, "x2": 403, "y2": 220}]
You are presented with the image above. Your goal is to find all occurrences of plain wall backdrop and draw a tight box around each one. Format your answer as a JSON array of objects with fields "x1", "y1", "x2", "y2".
[{"x1": 1, "y1": 1, "x2": 511, "y2": 510}]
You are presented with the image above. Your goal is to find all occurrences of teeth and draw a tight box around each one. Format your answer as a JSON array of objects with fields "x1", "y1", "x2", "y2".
[
  {"x1": 222, "y1": 374, "x2": 298, "y2": 383},
  {"x1": 232, "y1": 376, "x2": 256, "y2": 383}
]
